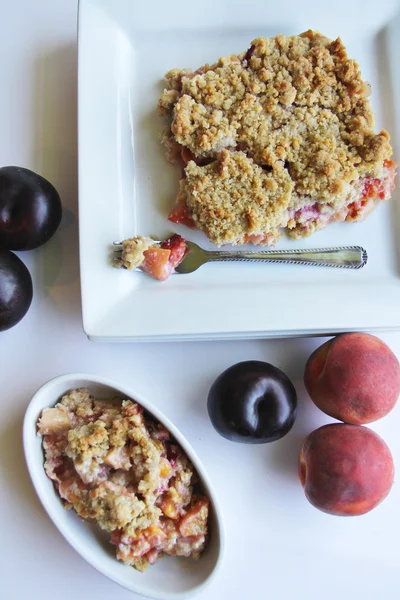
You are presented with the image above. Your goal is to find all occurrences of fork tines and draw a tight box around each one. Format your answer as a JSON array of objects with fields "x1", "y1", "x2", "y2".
[{"x1": 111, "y1": 238, "x2": 163, "y2": 266}]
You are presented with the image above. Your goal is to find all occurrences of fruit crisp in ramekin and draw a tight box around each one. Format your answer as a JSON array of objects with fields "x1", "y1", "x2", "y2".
[{"x1": 37, "y1": 388, "x2": 209, "y2": 571}]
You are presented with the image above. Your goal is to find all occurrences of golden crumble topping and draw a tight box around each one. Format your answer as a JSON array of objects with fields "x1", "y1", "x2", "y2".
[
  {"x1": 183, "y1": 149, "x2": 293, "y2": 245},
  {"x1": 158, "y1": 31, "x2": 395, "y2": 246},
  {"x1": 115, "y1": 236, "x2": 157, "y2": 270},
  {"x1": 60, "y1": 387, "x2": 97, "y2": 419},
  {"x1": 38, "y1": 389, "x2": 209, "y2": 572},
  {"x1": 90, "y1": 481, "x2": 145, "y2": 532}
]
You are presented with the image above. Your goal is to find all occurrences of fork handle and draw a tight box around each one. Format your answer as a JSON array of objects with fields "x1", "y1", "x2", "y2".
[{"x1": 205, "y1": 246, "x2": 367, "y2": 269}]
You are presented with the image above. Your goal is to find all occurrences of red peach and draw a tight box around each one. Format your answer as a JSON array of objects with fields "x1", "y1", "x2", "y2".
[
  {"x1": 304, "y1": 333, "x2": 400, "y2": 424},
  {"x1": 299, "y1": 423, "x2": 394, "y2": 516}
]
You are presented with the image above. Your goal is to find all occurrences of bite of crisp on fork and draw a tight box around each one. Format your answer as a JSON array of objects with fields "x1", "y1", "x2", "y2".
[
  {"x1": 113, "y1": 234, "x2": 367, "y2": 280},
  {"x1": 113, "y1": 234, "x2": 189, "y2": 281}
]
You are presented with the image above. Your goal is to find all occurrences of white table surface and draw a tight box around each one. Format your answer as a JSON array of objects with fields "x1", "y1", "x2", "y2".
[{"x1": 1, "y1": 2, "x2": 400, "y2": 599}]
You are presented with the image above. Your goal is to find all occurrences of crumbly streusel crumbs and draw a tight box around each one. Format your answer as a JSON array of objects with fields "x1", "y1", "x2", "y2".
[
  {"x1": 159, "y1": 31, "x2": 395, "y2": 245},
  {"x1": 182, "y1": 149, "x2": 293, "y2": 245},
  {"x1": 115, "y1": 236, "x2": 157, "y2": 270},
  {"x1": 66, "y1": 421, "x2": 109, "y2": 484},
  {"x1": 124, "y1": 504, "x2": 162, "y2": 539},
  {"x1": 165, "y1": 68, "x2": 193, "y2": 91},
  {"x1": 165, "y1": 455, "x2": 193, "y2": 507},
  {"x1": 90, "y1": 481, "x2": 145, "y2": 532},
  {"x1": 166, "y1": 31, "x2": 392, "y2": 174},
  {"x1": 59, "y1": 388, "x2": 96, "y2": 420},
  {"x1": 158, "y1": 89, "x2": 180, "y2": 116}
]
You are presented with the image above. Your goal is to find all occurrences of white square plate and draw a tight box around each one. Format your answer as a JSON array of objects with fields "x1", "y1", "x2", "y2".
[{"x1": 78, "y1": 0, "x2": 400, "y2": 341}]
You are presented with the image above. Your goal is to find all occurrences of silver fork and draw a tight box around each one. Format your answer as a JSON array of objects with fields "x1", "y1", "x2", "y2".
[
  {"x1": 176, "y1": 243, "x2": 368, "y2": 273},
  {"x1": 113, "y1": 241, "x2": 368, "y2": 273}
]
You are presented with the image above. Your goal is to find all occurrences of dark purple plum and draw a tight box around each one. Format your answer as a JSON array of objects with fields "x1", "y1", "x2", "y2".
[
  {"x1": 0, "y1": 166, "x2": 62, "y2": 250},
  {"x1": 207, "y1": 361, "x2": 297, "y2": 444},
  {"x1": 0, "y1": 250, "x2": 33, "y2": 331}
]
